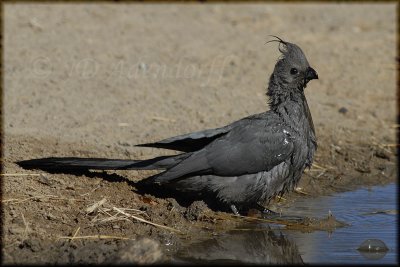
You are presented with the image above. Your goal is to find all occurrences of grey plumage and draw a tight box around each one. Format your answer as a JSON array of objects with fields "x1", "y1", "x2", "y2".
[{"x1": 18, "y1": 37, "x2": 318, "y2": 214}]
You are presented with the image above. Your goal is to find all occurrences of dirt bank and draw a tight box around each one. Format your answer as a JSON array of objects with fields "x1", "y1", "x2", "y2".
[{"x1": 2, "y1": 3, "x2": 397, "y2": 264}]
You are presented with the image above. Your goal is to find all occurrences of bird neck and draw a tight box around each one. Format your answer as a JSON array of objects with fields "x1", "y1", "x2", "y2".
[{"x1": 267, "y1": 74, "x2": 315, "y2": 135}]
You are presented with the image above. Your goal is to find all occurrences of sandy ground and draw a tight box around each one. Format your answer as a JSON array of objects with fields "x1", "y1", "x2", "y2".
[{"x1": 2, "y1": 3, "x2": 397, "y2": 264}]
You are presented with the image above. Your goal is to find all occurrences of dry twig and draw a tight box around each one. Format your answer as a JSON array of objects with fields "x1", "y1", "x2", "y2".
[
  {"x1": 1, "y1": 173, "x2": 41, "y2": 177},
  {"x1": 58, "y1": 235, "x2": 134, "y2": 241},
  {"x1": 113, "y1": 207, "x2": 181, "y2": 233}
]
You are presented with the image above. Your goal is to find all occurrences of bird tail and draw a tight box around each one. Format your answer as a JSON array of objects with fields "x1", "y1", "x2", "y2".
[{"x1": 17, "y1": 154, "x2": 189, "y2": 172}]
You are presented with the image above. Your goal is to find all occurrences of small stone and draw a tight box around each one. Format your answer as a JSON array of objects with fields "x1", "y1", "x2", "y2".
[
  {"x1": 38, "y1": 174, "x2": 53, "y2": 186},
  {"x1": 9, "y1": 210, "x2": 17, "y2": 218},
  {"x1": 138, "y1": 62, "x2": 148, "y2": 71},
  {"x1": 114, "y1": 238, "x2": 163, "y2": 264},
  {"x1": 357, "y1": 239, "x2": 389, "y2": 252},
  {"x1": 338, "y1": 107, "x2": 348, "y2": 114},
  {"x1": 374, "y1": 149, "x2": 391, "y2": 160},
  {"x1": 9, "y1": 227, "x2": 25, "y2": 235},
  {"x1": 357, "y1": 239, "x2": 389, "y2": 260},
  {"x1": 46, "y1": 213, "x2": 57, "y2": 220},
  {"x1": 19, "y1": 239, "x2": 41, "y2": 252}
]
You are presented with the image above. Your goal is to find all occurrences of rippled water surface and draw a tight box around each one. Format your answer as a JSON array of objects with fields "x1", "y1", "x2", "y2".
[
  {"x1": 282, "y1": 183, "x2": 397, "y2": 264},
  {"x1": 175, "y1": 183, "x2": 398, "y2": 264}
]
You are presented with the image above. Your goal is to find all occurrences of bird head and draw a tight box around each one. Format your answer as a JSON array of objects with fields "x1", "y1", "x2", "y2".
[{"x1": 267, "y1": 36, "x2": 318, "y2": 90}]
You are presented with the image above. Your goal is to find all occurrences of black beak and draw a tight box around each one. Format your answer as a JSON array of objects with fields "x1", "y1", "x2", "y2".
[{"x1": 305, "y1": 67, "x2": 318, "y2": 83}]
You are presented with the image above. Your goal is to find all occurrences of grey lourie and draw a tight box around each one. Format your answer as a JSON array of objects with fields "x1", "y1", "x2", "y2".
[{"x1": 18, "y1": 36, "x2": 319, "y2": 215}]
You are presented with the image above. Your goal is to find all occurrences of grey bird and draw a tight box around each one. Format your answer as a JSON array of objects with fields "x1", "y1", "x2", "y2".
[{"x1": 17, "y1": 37, "x2": 318, "y2": 215}]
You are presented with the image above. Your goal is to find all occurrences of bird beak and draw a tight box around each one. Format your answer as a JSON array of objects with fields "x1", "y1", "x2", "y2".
[{"x1": 305, "y1": 67, "x2": 318, "y2": 82}]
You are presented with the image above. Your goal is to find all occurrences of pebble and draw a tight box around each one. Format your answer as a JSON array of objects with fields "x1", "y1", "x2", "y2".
[
  {"x1": 138, "y1": 62, "x2": 148, "y2": 71},
  {"x1": 338, "y1": 107, "x2": 348, "y2": 114},
  {"x1": 114, "y1": 238, "x2": 163, "y2": 264},
  {"x1": 357, "y1": 239, "x2": 389, "y2": 252},
  {"x1": 46, "y1": 213, "x2": 57, "y2": 221},
  {"x1": 374, "y1": 149, "x2": 391, "y2": 160},
  {"x1": 357, "y1": 239, "x2": 389, "y2": 260}
]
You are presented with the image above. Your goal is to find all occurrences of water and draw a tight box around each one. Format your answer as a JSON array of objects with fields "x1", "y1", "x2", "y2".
[
  {"x1": 282, "y1": 183, "x2": 397, "y2": 264},
  {"x1": 175, "y1": 183, "x2": 398, "y2": 264}
]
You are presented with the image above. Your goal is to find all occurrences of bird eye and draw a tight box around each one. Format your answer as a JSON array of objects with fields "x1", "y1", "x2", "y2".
[{"x1": 290, "y1": 68, "x2": 298, "y2": 75}]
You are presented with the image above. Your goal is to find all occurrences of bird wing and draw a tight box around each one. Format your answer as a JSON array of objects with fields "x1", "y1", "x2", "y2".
[
  {"x1": 136, "y1": 125, "x2": 232, "y2": 152},
  {"x1": 154, "y1": 114, "x2": 294, "y2": 182},
  {"x1": 136, "y1": 113, "x2": 266, "y2": 152}
]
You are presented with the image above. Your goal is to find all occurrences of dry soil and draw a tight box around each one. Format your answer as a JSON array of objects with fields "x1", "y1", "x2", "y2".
[{"x1": 2, "y1": 3, "x2": 397, "y2": 264}]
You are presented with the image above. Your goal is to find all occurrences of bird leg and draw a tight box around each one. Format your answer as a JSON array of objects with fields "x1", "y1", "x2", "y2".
[
  {"x1": 230, "y1": 203, "x2": 277, "y2": 216},
  {"x1": 230, "y1": 204, "x2": 240, "y2": 216}
]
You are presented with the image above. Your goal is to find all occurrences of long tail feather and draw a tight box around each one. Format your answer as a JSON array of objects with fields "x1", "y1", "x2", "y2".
[{"x1": 17, "y1": 154, "x2": 188, "y2": 172}]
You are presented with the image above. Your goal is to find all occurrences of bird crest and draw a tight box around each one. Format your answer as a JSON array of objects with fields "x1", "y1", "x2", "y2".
[
  {"x1": 266, "y1": 35, "x2": 310, "y2": 70},
  {"x1": 265, "y1": 35, "x2": 288, "y2": 54},
  {"x1": 265, "y1": 35, "x2": 308, "y2": 65}
]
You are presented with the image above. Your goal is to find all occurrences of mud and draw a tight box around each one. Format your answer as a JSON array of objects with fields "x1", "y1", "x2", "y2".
[{"x1": 2, "y1": 3, "x2": 397, "y2": 264}]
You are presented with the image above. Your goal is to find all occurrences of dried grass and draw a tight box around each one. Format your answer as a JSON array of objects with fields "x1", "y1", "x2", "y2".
[
  {"x1": 84, "y1": 199, "x2": 181, "y2": 233},
  {"x1": 1, "y1": 173, "x2": 41, "y2": 176}
]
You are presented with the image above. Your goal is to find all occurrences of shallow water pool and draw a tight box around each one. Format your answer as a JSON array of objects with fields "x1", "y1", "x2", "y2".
[
  {"x1": 175, "y1": 183, "x2": 398, "y2": 264},
  {"x1": 282, "y1": 183, "x2": 397, "y2": 264}
]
